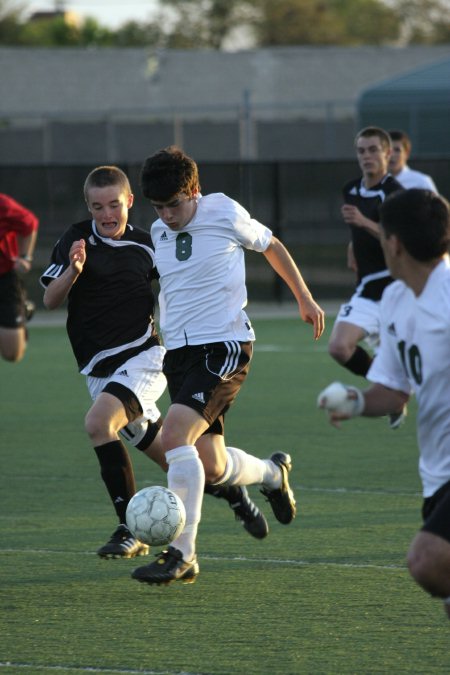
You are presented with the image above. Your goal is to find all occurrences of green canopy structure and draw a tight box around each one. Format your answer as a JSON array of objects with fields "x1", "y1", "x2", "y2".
[{"x1": 357, "y1": 58, "x2": 450, "y2": 155}]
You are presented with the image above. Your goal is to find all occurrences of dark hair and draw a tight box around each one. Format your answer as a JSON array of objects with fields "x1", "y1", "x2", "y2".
[
  {"x1": 355, "y1": 126, "x2": 391, "y2": 151},
  {"x1": 140, "y1": 146, "x2": 201, "y2": 202},
  {"x1": 388, "y1": 130, "x2": 411, "y2": 153},
  {"x1": 83, "y1": 165, "x2": 131, "y2": 201},
  {"x1": 380, "y1": 189, "x2": 450, "y2": 261}
]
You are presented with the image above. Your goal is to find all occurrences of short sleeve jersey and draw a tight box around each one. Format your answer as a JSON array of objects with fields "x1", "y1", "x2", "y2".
[
  {"x1": 151, "y1": 192, "x2": 273, "y2": 349},
  {"x1": 367, "y1": 258, "x2": 450, "y2": 497},
  {"x1": 40, "y1": 220, "x2": 159, "y2": 376},
  {"x1": 396, "y1": 166, "x2": 438, "y2": 192},
  {"x1": 342, "y1": 174, "x2": 403, "y2": 300}
]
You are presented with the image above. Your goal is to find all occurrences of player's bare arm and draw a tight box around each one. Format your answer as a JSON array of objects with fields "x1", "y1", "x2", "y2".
[
  {"x1": 347, "y1": 241, "x2": 358, "y2": 273},
  {"x1": 263, "y1": 236, "x2": 325, "y2": 339},
  {"x1": 318, "y1": 381, "x2": 409, "y2": 428},
  {"x1": 13, "y1": 230, "x2": 38, "y2": 274},
  {"x1": 43, "y1": 239, "x2": 86, "y2": 310},
  {"x1": 341, "y1": 204, "x2": 381, "y2": 239}
]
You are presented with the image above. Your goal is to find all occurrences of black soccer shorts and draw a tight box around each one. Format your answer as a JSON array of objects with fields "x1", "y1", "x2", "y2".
[
  {"x1": 163, "y1": 340, "x2": 253, "y2": 436},
  {"x1": 421, "y1": 479, "x2": 450, "y2": 543},
  {"x1": 0, "y1": 270, "x2": 27, "y2": 328}
]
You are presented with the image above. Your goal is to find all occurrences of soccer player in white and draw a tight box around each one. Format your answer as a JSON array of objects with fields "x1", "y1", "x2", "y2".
[
  {"x1": 388, "y1": 130, "x2": 438, "y2": 192},
  {"x1": 132, "y1": 146, "x2": 325, "y2": 585},
  {"x1": 318, "y1": 189, "x2": 450, "y2": 619}
]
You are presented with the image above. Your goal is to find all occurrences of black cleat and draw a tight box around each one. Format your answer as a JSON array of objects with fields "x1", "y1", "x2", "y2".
[
  {"x1": 97, "y1": 524, "x2": 149, "y2": 559},
  {"x1": 260, "y1": 452, "x2": 296, "y2": 524},
  {"x1": 131, "y1": 546, "x2": 199, "y2": 585},
  {"x1": 229, "y1": 486, "x2": 269, "y2": 539},
  {"x1": 205, "y1": 484, "x2": 269, "y2": 539}
]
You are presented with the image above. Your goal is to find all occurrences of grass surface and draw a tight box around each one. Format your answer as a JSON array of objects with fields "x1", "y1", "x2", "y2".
[{"x1": 1, "y1": 318, "x2": 449, "y2": 674}]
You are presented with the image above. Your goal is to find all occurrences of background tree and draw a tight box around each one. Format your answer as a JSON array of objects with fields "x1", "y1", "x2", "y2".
[
  {"x1": 144, "y1": 0, "x2": 257, "y2": 49},
  {"x1": 0, "y1": 0, "x2": 24, "y2": 43},
  {"x1": 1, "y1": 0, "x2": 449, "y2": 47},
  {"x1": 393, "y1": 0, "x2": 450, "y2": 44}
]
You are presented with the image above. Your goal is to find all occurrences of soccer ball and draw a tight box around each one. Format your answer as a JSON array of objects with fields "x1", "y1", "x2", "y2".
[{"x1": 126, "y1": 486, "x2": 186, "y2": 547}]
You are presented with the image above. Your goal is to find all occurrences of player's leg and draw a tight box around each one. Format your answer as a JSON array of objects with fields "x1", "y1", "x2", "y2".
[
  {"x1": 198, "y1": 436, "x2": 295, "y2": 525},
  {"x1": 328, "y1": 318, "x2": 370, "y2": 375},
  {"x1": 87, "y1": 347, "x2": 167, "y2": 558},
  {"x1": 132, "y1": 341, "x2": 273, "y2": 585},
  {"x1": 0, "y1": 326, "x2": 27, "y2": 362},
  {"x1": 132, "y1": 402, "x2": 207, "y2": 585},
  {"x1": 85, "y1": 389, "x2": 150, "y2": 559},
  {"x1": 0, "y1": 271, "x2": 28, "y2": 362},
  {"x1": 407, "y1": 484, "x2": 450, "y2": 617},
  {"x1": 329, "y1": 297, "x2": 406, "y2": 427}
]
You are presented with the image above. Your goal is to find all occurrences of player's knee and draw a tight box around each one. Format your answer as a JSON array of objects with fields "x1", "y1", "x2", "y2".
[
  {"x1": 203, "y1": 460, "x2": 225, "y2": 484},
  {"x1": 407, "y1": 545, "x2": 437, "y2": 594},
  {"x1": 328, "y1": 337, "x2": 350, "y2": 364},
  {"x1": 85, "y1": 409, "x2": 109, "y2": 441},
  {"x1": 0, "y1": 341, "x2": 25, "y2": 362},
  {"x1": 1, "y1": 349, "x2": 23, "y2": 362},
  {"x1": 161, "y1": 425, "x2": 187, "y2": 452}
]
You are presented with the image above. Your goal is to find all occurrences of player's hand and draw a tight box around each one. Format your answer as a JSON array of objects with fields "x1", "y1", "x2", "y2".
[
  {"x1": 298, "y1": 296, "x2": 325, "y2": 340},
  {"x1": 341, "y1": 204, "x2": 364, "y2": 226},
  {"x1": 70, "y1": 239, "x2": 86, "y2": 274},
  {"x1": 317, "y1": 382, "x2": 364, "y2": 428},
  {"x1": 13, "y1": 257, "x2": 32, "y2": 274}
]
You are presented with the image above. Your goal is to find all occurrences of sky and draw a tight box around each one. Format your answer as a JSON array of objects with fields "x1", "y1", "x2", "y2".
[{"x1": 14, "y1": 0, "x2": 159, "y2": 29}]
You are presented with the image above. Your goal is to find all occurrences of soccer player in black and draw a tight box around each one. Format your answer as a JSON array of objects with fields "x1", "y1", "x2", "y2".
[
  {"x1": 40, "y1": 166, "x2": 268, "y2": 559},
  {"x1": 328, "y1": 126, "x2": 405, "y2": 428}
]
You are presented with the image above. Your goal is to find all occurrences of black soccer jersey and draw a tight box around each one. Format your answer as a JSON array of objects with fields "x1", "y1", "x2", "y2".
[
  {"x1": 342, "y1": 174, "x2": 403, "y2": 300},
  {"x1": 40, "y1": 220, "x2": 160, "y2": 376}
]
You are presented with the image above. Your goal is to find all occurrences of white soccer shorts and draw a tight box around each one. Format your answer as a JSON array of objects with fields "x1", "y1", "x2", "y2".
[{"x1": 86, "y1": 345, "x2": 167, "y2": 445}]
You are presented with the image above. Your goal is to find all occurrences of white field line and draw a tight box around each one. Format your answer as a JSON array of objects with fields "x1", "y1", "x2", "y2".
[
  {"x1": 0, "y1": 663, "x2": 197, "y2": 675},
  {"x1": 0, "y1": 547, "x2": 406, "y2": 572},
  {"x1": 0, "y1": 477, "x2": 421, "y2": 499}
]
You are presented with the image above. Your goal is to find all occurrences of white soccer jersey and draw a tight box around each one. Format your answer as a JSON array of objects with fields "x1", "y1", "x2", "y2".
[
  {"x1": 151, "y1": 192, "x2": 273, "y2": 349},
  {"x1": 368, "y1": 257, "x2": 450, "y2": 497},
  {"x1": 395, "y1": 166, "x2": 437, "y2": 192}
]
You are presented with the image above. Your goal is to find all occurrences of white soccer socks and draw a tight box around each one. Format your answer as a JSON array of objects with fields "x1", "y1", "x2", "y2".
[
  {"x1": 221, "y1": 446, "x2": 282, "y2": 490},
  {"x1": 166, "y1": 445, "x2": 205, "y2": 562}
]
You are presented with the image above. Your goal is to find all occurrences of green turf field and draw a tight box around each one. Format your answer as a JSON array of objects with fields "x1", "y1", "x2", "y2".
[{"x1": 1, "y1": 318, "x2": 449, "y2": 674}]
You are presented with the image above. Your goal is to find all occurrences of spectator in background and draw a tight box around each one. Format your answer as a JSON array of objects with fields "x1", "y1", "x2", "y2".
[
  {"x1": 389, "y1": 130, "x2": 438, "y2": 192},
  {"x1": 0, "y1": 193, "x2": 39, "y2": 363}
]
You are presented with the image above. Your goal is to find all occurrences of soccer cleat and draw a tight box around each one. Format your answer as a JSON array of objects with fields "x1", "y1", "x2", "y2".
[
  {"x1": 260, "y1": 452, "x2": 297, "y2": 524},
  {"x1": 389, "y1": 405, "x2": 408, "y2": 430},
  {"x1": 228, "y1": 486, "x2": 269, "y2": 539},
  {"x1": 204, "y1": 484, "x2": 269, "y2": 539},
  {"x1": 131, "y1": 546, "x2": 199, "y2": 585},
  {"x1": 96, "y1": 524, "x2": 150, "y2": 559}
]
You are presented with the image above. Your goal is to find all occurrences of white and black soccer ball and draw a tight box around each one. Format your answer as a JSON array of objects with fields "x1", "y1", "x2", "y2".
[{"x1": 126, "y1": 486, "x2": 186, "y2": 547}]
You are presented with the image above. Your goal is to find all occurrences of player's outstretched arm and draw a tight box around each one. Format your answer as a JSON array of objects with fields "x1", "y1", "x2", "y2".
[
  {"x1": 317, "y1": 381, "x2": 409, "y2": 428},
  {"x1": 43, "y1": 239, "x2": 86, "y2": 310},
  {"x1": 263, "y1": 236, "x2": 325, "y2": 340}
]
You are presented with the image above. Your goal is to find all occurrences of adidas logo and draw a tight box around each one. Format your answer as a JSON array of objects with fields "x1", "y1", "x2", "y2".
[
  {"x1": 387, "y1": 322, "x2": 396, "y2": 336},
  {"x1": 192, "y1": 392, "x2": 205, "y2": 403},
  {"x1": 160, "y1": 231, "x2": 168, "y2": 241},
  {"x1": 117, "y1": 369, "x2": 128, "y2": 376}
]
